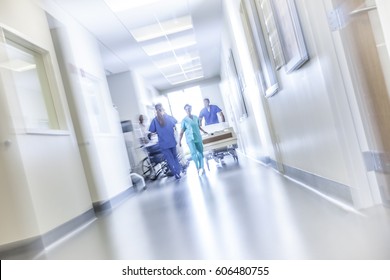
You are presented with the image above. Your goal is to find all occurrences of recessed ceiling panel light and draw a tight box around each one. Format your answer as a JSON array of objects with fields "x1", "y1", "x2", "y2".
[
  {"x1": 142, "y1": 40, "x2": 172, "y2": 56},
  {"x1": 142, "y1": 39, "x2": 196, "y2": 56},
  {"x1": 131, "y1": 16, "x2": 193, "y2": 42},
  {"x1": 104, "y1": 0, "x2": 161, "y2": 12},
  {"x1": 169, "y1": 75, "x2": 203, "y2": 85},
  {"x1": 159, "y1": 65, "x2": 183, "y2": 76}
]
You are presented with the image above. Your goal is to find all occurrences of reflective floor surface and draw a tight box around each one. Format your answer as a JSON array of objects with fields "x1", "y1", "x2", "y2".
[{"x1": 40, "y1": 156, "x2": 390, "y2": 259}]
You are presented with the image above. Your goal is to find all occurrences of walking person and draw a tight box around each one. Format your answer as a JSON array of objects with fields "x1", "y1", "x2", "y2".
[
  {"x1": 179, "y1": 104, "x2": 208, "y2": 175},
  {"x1": 149, "y1": 103, "x2": 182, "y2": 179},
  {"x1": 198, "y1": 98, "x2": 225, "y2": 126}
]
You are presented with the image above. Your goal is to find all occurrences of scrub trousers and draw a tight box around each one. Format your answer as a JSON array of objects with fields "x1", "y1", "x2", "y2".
[
  {"x1": 161, "y1": 147, "x2": 182, "y2": 177},
  {"x1": 188, "y1": 141, "x2": 204, "y2": 170}
]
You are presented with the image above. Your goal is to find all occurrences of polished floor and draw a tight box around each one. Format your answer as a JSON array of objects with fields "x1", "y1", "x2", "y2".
[{"x1": 40, "y1": 156, "x2": 390, "y2": 259}]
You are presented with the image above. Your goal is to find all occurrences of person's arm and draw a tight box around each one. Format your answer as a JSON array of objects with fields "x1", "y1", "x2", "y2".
[
  {"x1": 147, "y1": 119, "x2": 158, "y2": 139},
  {"x1": 179, "y1": 129, "x2": 185, "y2": 147},
  {"x1": 179, "y1": 121, "x2": 186, "y2": 147},
  {"x1": 171, "y1": 115, "x2": 178, "y2": 124},
  {"x1": 148, "y1": 119, "x2": 156, "y2": 133},
  {"x1": 219, "y1": 111, "x2": 225, "y2": 122},
  {"x1": 199, "y1": 125, "x2": 208, "y2": 135},
  {"x1": 198, "y1": 109, "x2": 204, "y2": 126},
  {"x1": 199, "y1": 117, "x2": 204, "y2": 126}
]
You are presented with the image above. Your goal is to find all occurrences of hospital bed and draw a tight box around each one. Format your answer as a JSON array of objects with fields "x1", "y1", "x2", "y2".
[{"x1": 202, "y1": 126, "x2": 238, "y2": 170}]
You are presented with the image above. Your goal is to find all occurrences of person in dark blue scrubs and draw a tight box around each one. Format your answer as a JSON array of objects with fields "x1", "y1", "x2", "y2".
[
  {"x1": 198, "y1": 98, "x2": 225, "y2": 126},
  {"x1": 149, "y1": 103, "x2": 182, "y2": 179}
]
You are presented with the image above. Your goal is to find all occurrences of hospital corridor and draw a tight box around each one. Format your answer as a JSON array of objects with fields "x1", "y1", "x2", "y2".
[
  {"x1": 2, "y1": 0, "x2": 390, "y2": 260},
  {"x1": 39, "y1": 158, "x2": 390, "y2": 260}
]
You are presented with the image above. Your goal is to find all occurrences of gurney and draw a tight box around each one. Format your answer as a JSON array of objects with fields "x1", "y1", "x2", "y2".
[{"x1": 202, "y1": 127, "x2": 238, "y2": 170}]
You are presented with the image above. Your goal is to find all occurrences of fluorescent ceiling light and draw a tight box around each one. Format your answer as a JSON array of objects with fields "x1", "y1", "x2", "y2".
[
  {"x1": 181, "y1": 58, "x2": 201, "y2": 70},
  {"x1": 0, "y1": 59, "x2": 36, "y2": 72},
  {"x1": 184, "y1": 67, "x2": 203, "y2": 74},
  {"x1": 169, "y1": 74, "x2": 203, "y2": 85},
  {"x1": 104, "y1": 0, "x2": 161, "y2": 12},
  {"x1": 142, "y1": 39, "x2": 196, "y2": 56},
  {"x1": 154, "y1": 55, "x2": 200, "y2": 69},
  {"x1": 142, "y1": 40, "x2": 172, "y2": 56},
  {"x1": 131, "y1": 16, "x2": 193, "y2": 42},
  {"x1": 159, "y1": 65, "x2": 183, "y2": 76},
  {"x1": 141, "y1": 33, "x2": 196, "y2": 56},
  {"x1": 164, "y1": 67, "x2": 203, "y2": 79}
]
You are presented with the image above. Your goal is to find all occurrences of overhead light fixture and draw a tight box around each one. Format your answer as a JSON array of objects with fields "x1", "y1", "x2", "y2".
[
  {"x1": 131, "y1": 16, "x2": 193, "y2": 42},
  {"x1": 164, "y1": 67, "x2": 203, "y2": 79},
  {"x1": 142, "y1": 39, "x2": 196, "y2": 56},
  {"x1": 103, "y1": 0, "x2": 161, "y2": 12},
  {"x1": 154, "y1": 54, "x2": 200, "y2": 69},
  {"x1": 168, "y1": 74, "x2": 203, "y2": 85}
]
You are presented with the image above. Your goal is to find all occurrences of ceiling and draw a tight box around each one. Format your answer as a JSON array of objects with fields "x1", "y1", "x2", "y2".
[{"x1": 51, "y1": 0, "x2": 224, "y2": 92}]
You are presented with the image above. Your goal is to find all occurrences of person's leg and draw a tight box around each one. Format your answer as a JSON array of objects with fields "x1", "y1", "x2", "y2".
[
  {"x1": 161, "y1": 148, "x2": 180, "y2": 178},
  {"x1": 194, "y1": 141, "x2": 204, "y2": 170},
  {"x1": 170, "y1": 147, "x2": 182, "y2": 175},
  {"x1": 187, "y1": 141, "x2": 200, "y2": 170}
]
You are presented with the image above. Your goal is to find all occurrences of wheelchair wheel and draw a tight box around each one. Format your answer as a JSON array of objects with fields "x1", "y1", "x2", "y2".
[{"x1": 142, "y1": 157, "x2": 157, "y2": 180}]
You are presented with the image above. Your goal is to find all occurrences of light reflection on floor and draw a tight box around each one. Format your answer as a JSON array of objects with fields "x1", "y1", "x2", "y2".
[{"x1": 40, "y1": 156, "x2": 390, "y2": 259}]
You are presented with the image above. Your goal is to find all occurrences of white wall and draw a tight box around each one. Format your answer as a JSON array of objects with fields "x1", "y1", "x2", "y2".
[
  {"x1": 107, "y1": 70, "x2": 162, "y2": 171},
  {"x1": 0, "y1": 0, "x2": 92, "y2": 244},
  {"x1": 377, "y1": 0, "x2": 390, "y2": 62},
  {"x1": 108, "y1": 71, "x2": 138, "y2": 122},
  {"x1": 222, "y1": 0, "x2": 377, "y2": 208},
  {"x1": 43, "y1": 1, "x2": 132, "y2": 203},
  {"x1": 108, "y1": 70, "x2": 160, "y2": 122},
  {"x1": 221, "y1": 0, "x2": 272, "y2": 162}
]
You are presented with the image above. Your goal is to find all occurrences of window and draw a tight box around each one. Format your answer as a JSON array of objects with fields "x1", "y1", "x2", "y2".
[
  {"x1": 0, "y1": 27, "x2": 61, "y2": 131},
  {"x1": 167, "y1": 86, "x2": 204, "y2": 123}
]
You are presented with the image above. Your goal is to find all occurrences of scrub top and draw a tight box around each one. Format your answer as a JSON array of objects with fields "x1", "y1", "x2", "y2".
[
  {"x1": 199, "y1": 104, "x2": 221, "y2": 125},
  {"x1": 149, "y1": 115, "x2": 178, "y2": 149},
  {"x1": 181, "y1": 115, "x2": 202, "y2": 143}
]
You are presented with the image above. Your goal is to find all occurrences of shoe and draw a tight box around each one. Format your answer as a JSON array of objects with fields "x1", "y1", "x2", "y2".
[
  {"x1": 175, "y1": 173, "x2": 181, "y2": 180},
  {"x1": 198, "y1": 168, "x2": 204, "y2": 176}
]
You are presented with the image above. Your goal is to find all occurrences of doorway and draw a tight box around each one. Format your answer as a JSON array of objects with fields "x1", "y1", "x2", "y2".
[
  {"x1": 329, "y1": 0, "x2": 390, "y2": 205},
  {"x1": 167, "y1": 86, "x2": 204, "y2": 155}
]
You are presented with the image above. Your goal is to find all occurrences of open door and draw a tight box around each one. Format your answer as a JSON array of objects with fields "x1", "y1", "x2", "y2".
[{"x1": 328, "y1": 0, "x2": 390, "y2": 206}]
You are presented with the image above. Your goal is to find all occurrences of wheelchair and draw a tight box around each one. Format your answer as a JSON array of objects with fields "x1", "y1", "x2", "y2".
[{"x1": 141, "y1": 143, "x2": 188, "y2": 180}]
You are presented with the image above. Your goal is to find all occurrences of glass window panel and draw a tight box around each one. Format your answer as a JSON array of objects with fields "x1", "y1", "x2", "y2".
[{"x1": 0, "y1": 29, "x2": 60, "y2": 131}]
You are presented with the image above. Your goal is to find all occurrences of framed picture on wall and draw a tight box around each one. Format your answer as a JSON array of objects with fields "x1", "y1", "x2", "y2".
[
  {"x1": 253, "y1": 0, "x2": 284, "y2": 70},
  {"x1": 242, "y1": 0, "x2": 279, "y2": 97},
  {"x1": 271, "y1": 0, "x2": 309, "y2": 72},
  {"x1": 227, "y1": 49, "x2": 248, "y2": 119}
]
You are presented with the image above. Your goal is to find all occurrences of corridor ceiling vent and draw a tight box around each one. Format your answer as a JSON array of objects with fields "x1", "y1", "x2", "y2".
[{"x1": 104, "y1": 0, "x2": 204, "y2": 86}]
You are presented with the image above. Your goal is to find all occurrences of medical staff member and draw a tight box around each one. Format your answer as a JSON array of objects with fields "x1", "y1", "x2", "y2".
[
  {"x1": 179, "y1": 104, "x2": 208, "y2": 175},
  {"x1": 198, "y1": 98, "x2": 225, "y2": 126},
  {"x1": 149, "y1": 103, "x2": 182, "y2": 179}
]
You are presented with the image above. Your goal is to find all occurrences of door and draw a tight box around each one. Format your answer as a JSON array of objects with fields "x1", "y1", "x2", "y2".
[{"x1": 329, "y1": 0, "x2": 390, "y2": 205}]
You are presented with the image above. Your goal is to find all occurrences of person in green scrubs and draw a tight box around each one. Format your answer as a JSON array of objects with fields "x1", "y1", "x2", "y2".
[{"x1": 179, "y1": 104, "x2": 208, "y2": 175}]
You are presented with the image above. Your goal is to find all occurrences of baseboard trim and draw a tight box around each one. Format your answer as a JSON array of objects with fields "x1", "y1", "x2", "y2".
[
  {"x1": 0, "y1": 208, "x2": 95, "y2": 259},
  {"x1": 93, "y1": 185, "x2": 137, "y2": 214},
  {"x1": 0, "y1": 236, "x2": 44, "y2": 260},
  {"x1": 269, "y1": 159, "x2": 353, "y2": 206},
  {"x1": 41, "y1": 208, "x2": 96, "y2": 248},
  {"x1": 0, "y1": 185, "x2": 139, "y2": 259}
]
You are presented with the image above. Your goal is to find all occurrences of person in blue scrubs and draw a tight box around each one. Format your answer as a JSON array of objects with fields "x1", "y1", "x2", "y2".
[
  {"x1": 198, "y1": 98, "x2": 225, "y2": 126},
  {"x1": 179, "y1": 104, "x2": 208, "y2": 175},
  {"x1": 149, "y1": 103, "x2": 182, "y2": 179}
]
